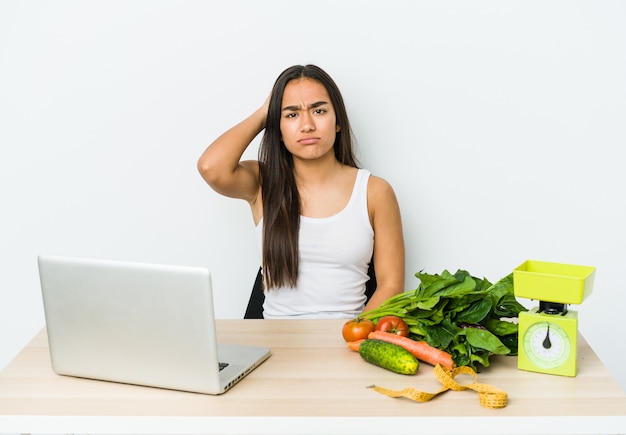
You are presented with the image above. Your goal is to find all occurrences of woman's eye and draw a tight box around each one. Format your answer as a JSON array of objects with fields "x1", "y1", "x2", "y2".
[
  {"x1": 285, "y1": 113, "x2": 297, "y2": 118},
  {"x1": 314, "y1": 108, "x2": 326, "y2": 115}
]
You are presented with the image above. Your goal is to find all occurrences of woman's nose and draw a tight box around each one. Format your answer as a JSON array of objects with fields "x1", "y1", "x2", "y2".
[{"x1": 300, "y1": 112, "x2": 315, "y2": 131}]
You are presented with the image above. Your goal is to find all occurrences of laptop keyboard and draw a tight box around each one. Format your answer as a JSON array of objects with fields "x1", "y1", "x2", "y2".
[{"x1": 219, "y1": 362, "x2": 229, "y2": 371}]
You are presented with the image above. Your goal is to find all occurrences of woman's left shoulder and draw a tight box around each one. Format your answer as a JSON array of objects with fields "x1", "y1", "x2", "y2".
[
  {"x1": 366, "y1": 173, "x2": 399, "y2": 205},
  {"x1": 366, "y1": 172, "x2": 395, "y2": 194},
  {"x1": 365, "y1": 173, "x2": 401, "y2": 227}
]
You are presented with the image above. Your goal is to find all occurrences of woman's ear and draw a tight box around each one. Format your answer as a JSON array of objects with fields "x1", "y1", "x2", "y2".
[{"x1": 336, "y1": 125, "x2": 341, "y2": 132}]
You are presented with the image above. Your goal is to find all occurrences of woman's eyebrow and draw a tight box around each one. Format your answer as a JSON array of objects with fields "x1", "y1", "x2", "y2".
[{"x1": 282, "y1": 101, "x2": 329, "y2": 112}]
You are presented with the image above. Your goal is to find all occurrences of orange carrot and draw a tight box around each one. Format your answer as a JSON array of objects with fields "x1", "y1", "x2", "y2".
[
  {"x1": 368, "y1": 331, "x2": 455, "y2": 371},
  {"x1": 347, "y1": 339, "x2": 365, "y2": 352}
]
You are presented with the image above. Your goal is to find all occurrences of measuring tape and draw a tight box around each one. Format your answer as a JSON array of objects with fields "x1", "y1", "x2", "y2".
[{"x1": 367, "y1": 363, "x2": 508, "y2": 409}]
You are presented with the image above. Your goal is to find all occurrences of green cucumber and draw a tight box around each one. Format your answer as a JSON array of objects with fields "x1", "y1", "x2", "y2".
[{"x1": 358, "y1": 339, "x2": 419, "y2": 375}]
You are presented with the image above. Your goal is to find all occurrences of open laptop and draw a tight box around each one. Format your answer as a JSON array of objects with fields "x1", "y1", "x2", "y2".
[{"x1": 37, "y1": 254, "x2": 271, "y2": 395}]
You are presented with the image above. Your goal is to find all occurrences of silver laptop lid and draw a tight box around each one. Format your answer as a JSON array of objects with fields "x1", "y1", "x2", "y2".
[{"x1": 37, "y1": 255, "x2": 267, "y2": 394}]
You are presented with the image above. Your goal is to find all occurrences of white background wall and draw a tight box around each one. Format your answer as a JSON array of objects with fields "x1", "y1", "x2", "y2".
[{"x1": 1, "y1": 1, "x2": 625, "y2": 392}]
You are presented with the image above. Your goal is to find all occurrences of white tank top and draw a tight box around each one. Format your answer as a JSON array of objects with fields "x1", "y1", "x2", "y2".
[{"x1": 256, "y1": 169, "x2": 374, "y2": 319}]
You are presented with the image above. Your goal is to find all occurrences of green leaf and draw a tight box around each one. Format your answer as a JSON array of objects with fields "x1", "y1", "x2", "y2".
[
  {"x1": 416, "y1": 296, "x2": 441, "y2": 310},
  {"x1": 461, "y1": 328, "x2": 511, "y2": 355},
  {"x1": 470, "y1": 350, "x2": 492, "y2": 369},
  {"x1": 445, "y1": 293, "x2": 487, "y2": 316},
  {"x1": 499, "y1": 333, "x2": 519, "y2": 355},
  {"x1": 416, "y1": 270, "x2": 461, "y2": 299},
  {"x1": 449, "y1": 340, "x2": 471, "y2": 367},
  {"x1": 485, "y1": 273, "x2": 514, "y2": 303},
  {"x1": 473, "y1": 276, "x2": 493, "y2": 293},
  {"x1": 422, "y1": 319, "x2": 460, "y2": 349},
  {"x1": 494, "y1": 294, "x2": 528, "y2": 317},
  {"x1": 454, "y1": 298, "x2": 493, "y2": 324},
  {"x1": 482, "y1": 318, "x2": 519, "y2": 336},
  {"x1": 435, "y1": 275, "x2": 477, "y2": 298}
]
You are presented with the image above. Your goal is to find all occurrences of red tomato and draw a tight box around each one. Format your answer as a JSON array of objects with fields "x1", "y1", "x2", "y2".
[
  {"x1": 342, "y1": 318, "x2": 375, "y2": 342},
  {"x1": 375, "y1": 315, "x2": 409, "y2": 337}
]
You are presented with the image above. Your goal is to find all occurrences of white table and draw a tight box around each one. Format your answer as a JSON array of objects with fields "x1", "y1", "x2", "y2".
[{"x1": 1, "y1": 319, "x2": 625, "y2": 434}]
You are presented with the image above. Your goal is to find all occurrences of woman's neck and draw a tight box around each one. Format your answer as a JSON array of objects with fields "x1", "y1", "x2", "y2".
[
  {"x1": 294, "y1": 158, "x2": 358, "y2": 218},
  {"x1": 293, "y1": 155, "x2": 344, "y2": 188}
]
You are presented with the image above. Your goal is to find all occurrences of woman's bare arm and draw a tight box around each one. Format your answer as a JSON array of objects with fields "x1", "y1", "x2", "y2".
[
  {"x1": 363, "y1": 176, "x2": 406, "y2": 312},
  {"x1": 197, "y1": 101, "x2": 268, "y2": 204}
]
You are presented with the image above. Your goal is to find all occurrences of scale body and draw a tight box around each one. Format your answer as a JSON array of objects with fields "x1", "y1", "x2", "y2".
[
  {"x1": 513, "y1": 260, "x2": 595, "y2": 377},
  {"x1": 518, "y1": 307, "x2": 578, "y2": 376}
]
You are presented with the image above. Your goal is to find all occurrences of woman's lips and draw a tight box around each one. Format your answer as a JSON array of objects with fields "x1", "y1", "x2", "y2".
[{"x1": 298, "y1": 137, "x2": 320, "y2": 145}]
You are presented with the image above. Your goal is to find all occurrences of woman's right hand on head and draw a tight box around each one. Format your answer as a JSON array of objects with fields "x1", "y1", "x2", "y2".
[
  {"x1": 198, "y1": 92, "x2": 270, "y2": 201},
  {"x1": 258, "y1": 94, "x2": 271, "y2": 129}
]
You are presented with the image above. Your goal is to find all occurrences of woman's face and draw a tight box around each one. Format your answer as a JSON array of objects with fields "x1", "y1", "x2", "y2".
[{"x1": 279, "y1": 78, "x2": 339, "y2": 163}]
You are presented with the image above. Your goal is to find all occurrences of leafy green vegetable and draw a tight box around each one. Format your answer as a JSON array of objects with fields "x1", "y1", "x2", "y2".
[{"x1": 361, "y1": 270, "x2": 528, "y2": 370}]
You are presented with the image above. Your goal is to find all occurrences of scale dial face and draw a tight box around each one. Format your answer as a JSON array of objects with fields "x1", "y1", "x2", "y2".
[{"x1": 522, "y1": 321, "x2": 571, "y2": 369}]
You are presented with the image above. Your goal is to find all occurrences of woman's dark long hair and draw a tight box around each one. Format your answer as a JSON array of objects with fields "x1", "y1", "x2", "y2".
[{"x1": 259, "y1": 64, "x2": 358, "y2": 289}]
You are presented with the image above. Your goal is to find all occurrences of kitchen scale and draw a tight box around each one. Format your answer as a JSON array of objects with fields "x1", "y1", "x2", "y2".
[{"x1": 513, "y1": 260, "x2": 595, "y2": 377}]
